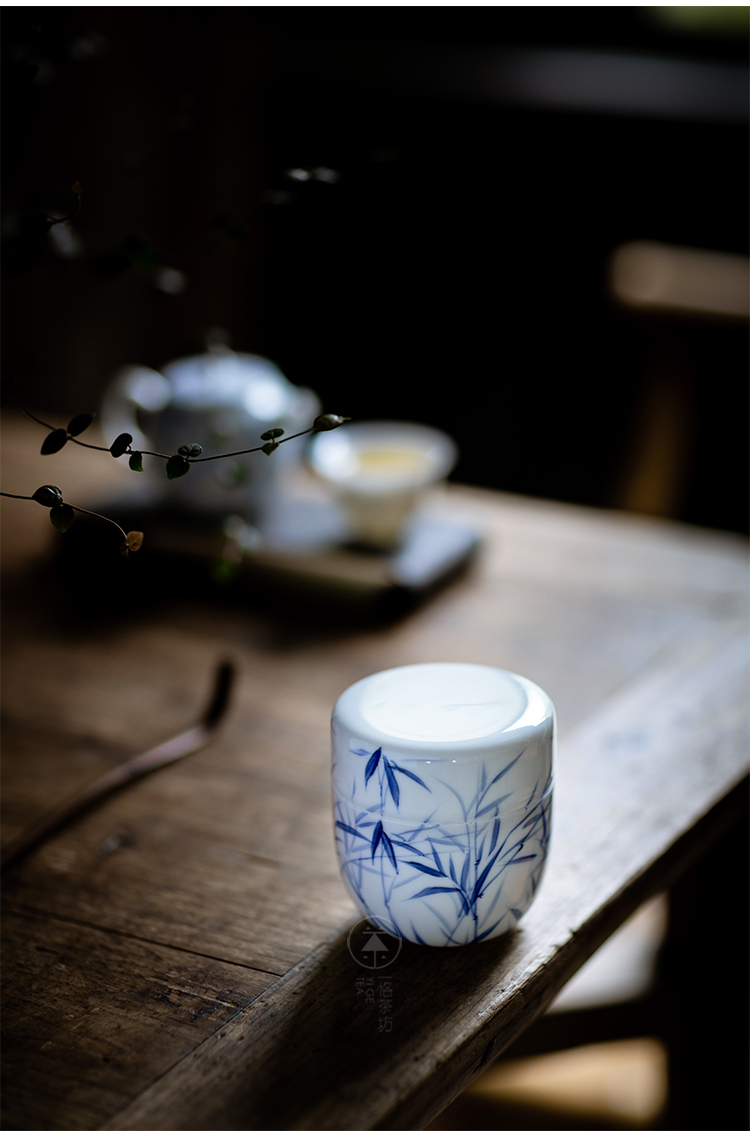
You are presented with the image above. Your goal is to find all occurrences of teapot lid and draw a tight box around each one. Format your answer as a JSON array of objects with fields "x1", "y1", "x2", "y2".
[{"x1": 161, "y1": 350, "x2": 298, "y2": 420}]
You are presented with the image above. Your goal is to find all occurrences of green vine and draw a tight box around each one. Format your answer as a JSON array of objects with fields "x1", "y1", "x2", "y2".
[
  {"x1": 3, "y1": 179, "x2": 350, "y2": 555},
  {"x1": 1, "y1": 396, "x2": 350, "y2": 554}
]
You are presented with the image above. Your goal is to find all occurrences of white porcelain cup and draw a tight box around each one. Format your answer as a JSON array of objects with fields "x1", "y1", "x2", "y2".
[
  {"x1": 307, "y1": 421, "x2": 457, "y2": 549},
  {"x1": 332, "y1": 663, "x2": 555, "y2": 946}
]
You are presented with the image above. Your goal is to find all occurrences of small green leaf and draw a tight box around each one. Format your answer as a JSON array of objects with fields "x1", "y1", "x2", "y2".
[
  {"x1": 260, "y1": 427, "x2": 285, "y2": 441},
  {"x1": 32, "y1": 485, "x2": 63, "y2": 507},
  {"x1": 313, "y1": 414, "x2": 350, "y2": 432},
  {"x1": 67, "y1": 412, "x2": 94, "y2": 437},
  {"x1": 49, "y1": 504, "x2": 76, "y2": 533},
  {"x1": 110, "y1": 432, "x2": 132, "y2": 458},
  {"x1": 166, "y1": 455, "x2": 190, "y2": 480},
  {"x1": 177, "y1": 443, "x2": 203, "y2": 458},
  {"x1": 41, "y1": 429, "x2": 69, "y2": 455},
  {"x1": 261, "y1": 441, "x2": 279, "y2": 456},
  {"x1": 128, "y1": 451, "x2": 143, "y2": 472}
]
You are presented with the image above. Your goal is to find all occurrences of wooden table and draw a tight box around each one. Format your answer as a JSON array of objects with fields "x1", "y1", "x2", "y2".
[{"x1": 2, "y1": 413, "x2": 748, "y2": 1130}]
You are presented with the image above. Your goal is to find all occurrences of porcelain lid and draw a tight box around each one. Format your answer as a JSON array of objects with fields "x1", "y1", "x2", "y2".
[
  {"x1": 333, "y1": 663, "x2": 553, "y2": 758},
  {"x1": 161, "y1": 351, "x2": 298, "y2": 419}
]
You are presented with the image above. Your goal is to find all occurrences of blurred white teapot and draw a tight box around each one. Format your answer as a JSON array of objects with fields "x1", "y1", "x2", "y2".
[{"x1": 101, "y1": 348, "x2": 320, "y2": 526}]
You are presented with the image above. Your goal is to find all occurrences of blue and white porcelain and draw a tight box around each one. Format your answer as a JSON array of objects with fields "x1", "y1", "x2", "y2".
[{"x1": 332, "y1": 663, "x2": 554, "y2": 946}]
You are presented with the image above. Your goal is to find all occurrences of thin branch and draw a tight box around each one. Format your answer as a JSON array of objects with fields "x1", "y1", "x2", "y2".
[
  {"x1": 4, "y1": 398, "x2": 112, "y2": 452},
  {"x1": 137, "y1": 448, "x2": 176, "y2": 459},
  {"x1": 189, "y1": 426, "x2": 316, "y2": 461},
  {"x1": 69, "y1": 504, "x2": 128, "y2": 541},
  {"x1": 4, "y1": 393, "x2": 346, "y2": 465},
  {"x1": 67, "y1": 436, "x2": 112, "y2": 453},
  {"x1": 3, "y1": 396, "x2": 56, "y2": 431},
  {"x1": 1, "y1": 491, "x2": 128, "y2": 542}
]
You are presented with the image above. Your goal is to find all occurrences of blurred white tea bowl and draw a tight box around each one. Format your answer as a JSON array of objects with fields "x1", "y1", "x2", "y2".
[{"x1": 307, "y1": 420, "x2": 458, "y2": 549}]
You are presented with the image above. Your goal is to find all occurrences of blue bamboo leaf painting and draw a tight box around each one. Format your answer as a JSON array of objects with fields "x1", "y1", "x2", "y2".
[
  {"x1": 391, "y1": 838, "x2": 426, "y2": 855},
  {"x1": 371, "y1": 821, "x2": 384, "y2": 859},
  {"x1": 354, "y1": 745, "x2": 433, "y2": 805},
  {"x1": 476, "y1": 792, "x2": 513, "y2": 818},
  {"x1": 487, "y1": 749, "x2": 524, "y2": 786},
  {"x1": 381, "y1": 830, "x2": 398, "y2": 871},
  {"x1": 476, "y1": 917, "x2": 506, "y2": 942},
  {"x1": 335, "y1": 820, "x2": 369, "y2": 841},
  {"x1": 471, "y1": 849, "x2": 502, "y2": 902},
  {"x1": 430, "y1": 844, "x2": 444, "y2": 875},
  {"x1": 335, "y1": 741, "x2": 552, "y2": 946},
  {"x1": 411, "y1": 885, "x2": 465, "y2": 901},
  {"x1": 365, "y1": 748, "x2": 382, "y2": 784},
  {"x1": 390, "y1": 763, "x2": 430, "y2": 790},
  {"x1": 383, "y1": 758, "x2": 400, "y2": 807},
  {"x1": 407, "y1": 861, "x2": 445, "y2": 877},
  {"x1": 368, "y1": 819, "x2": 399, "y2": 872}
]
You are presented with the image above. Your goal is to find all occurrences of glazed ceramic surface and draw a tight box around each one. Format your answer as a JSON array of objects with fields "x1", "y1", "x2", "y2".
[
  {"x1": 101, "y1": 350, "x2": 319, "y2": 525},
  {"x1": 308, "y1": 421, "x2": 458, "y2": 548},
  {"x1": 332, "y1": 663, "x2": 554, "y2": 946}
]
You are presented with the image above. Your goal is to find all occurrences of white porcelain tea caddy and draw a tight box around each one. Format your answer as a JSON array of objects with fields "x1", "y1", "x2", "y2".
[{"x1": 332, "y1": 663, "x2": 554, "y2": 946}]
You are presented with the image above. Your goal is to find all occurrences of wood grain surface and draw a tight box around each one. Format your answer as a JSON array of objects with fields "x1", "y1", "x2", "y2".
[
  {"x1": 101, "y1": 625, "x2": 749, "y2": 1131},
  {"x1": 2, "y1": 411, "x2": 748, "y2": 1129}
]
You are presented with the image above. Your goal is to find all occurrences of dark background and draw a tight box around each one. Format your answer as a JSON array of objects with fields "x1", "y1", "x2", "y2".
[{"x1": 3, "y1": 7, "x2": 748, "y2": 532}]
